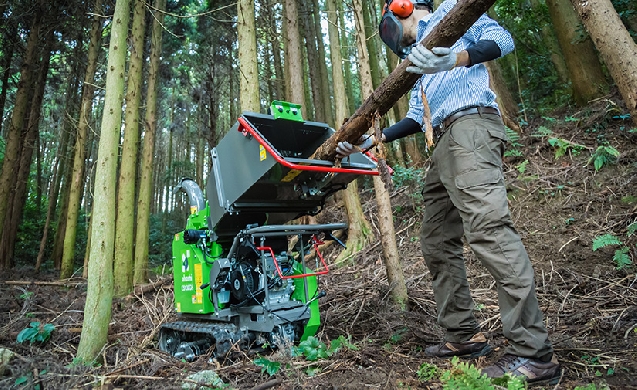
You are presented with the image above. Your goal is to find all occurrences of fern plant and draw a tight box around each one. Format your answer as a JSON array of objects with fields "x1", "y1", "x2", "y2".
[
  {"x1": 548, "y1": 137, "x2": 586, "y2": 159},
  {"x1": 439, "y1": 357, "x2": 525, "y2": 390},
  {"x1": 588, "y1": 145, "x2": 620, "y2": 171},
  {"x1": 504, "y1": 127, "x2": 523, "y2": 158},
  {"x1": 592, "y1": 222, "x2": 636, "y2": 270}
]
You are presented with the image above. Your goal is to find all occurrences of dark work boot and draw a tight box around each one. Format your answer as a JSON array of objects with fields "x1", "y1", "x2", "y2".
[
  {"x1": 425, "y1": 332, "x2": 493, "y2": 358},
  {"x1": 482, "y1": 354, "x2": 562, "y2": 384}
]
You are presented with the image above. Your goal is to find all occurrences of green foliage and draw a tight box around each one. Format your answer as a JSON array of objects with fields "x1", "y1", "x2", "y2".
[
  {"x1": 503, "y1": 127, "x2": 524, "y2": 158},
  {"x1": 592, "y1": 234, "x2": 622, "y2": 250},
  {"x1": 14, "y1": 369, "x2": 47, "y2": 390},
  {"x1": 439, "y1": 357, "x2": 525, "y2": 390},
  {"x1": 294, "y1": 335, "x2": 355, "y2": 361},
  {"x1": 548, "y1": 138, "x2": 586, "y2": 159},
  {"x1": 588, "y1": 145, "x2": 620, "y2": 172},
  {"x1": 516, "y1": 160, "x2": 528, "y2": 174},
  {"x1": 532, "y1": 126, "x2": 553, "y2": 137},
  {"x1": 17, "y1": 322, "x2": 55, "y2": 345},
  {"x1": 416, "y1": 362, "x2": 438, "y2": 382},
  {"x1": 391, "y1": 166, "x2": 425, "y2": 188},
  {"x1": 574, "y1": 383, "x2": 610, "y2": 390},
  {"x1": 592, "y1": 230, "x2": 634, "y2": 270},
  {"x1": 253, "y1": 357, "x2": 281, "y2": 377}
]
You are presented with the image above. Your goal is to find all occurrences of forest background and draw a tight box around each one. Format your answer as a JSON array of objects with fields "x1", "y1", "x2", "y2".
[{"x1": 0, "y1": 0, "x2": 637, "y2": 388}]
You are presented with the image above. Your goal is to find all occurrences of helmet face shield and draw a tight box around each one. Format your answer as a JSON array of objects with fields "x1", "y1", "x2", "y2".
[{"x1": 379, "y1": 12, "x2": 412, "y2": 59}]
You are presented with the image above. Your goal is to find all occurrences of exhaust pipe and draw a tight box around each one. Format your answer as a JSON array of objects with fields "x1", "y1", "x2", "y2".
[{"x1": 174, "y1": 178, "x2": 205, "y2": 213}]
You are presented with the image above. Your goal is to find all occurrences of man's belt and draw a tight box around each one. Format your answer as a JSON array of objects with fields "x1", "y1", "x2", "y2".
[{"x1": 442, "y1": 106, "x2": 500, "y2": 129}]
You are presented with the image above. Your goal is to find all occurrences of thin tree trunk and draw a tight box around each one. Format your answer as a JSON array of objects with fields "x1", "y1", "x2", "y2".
[
  {"x1": 238, "y1": 0, "x2": 260, "y2": 112},
  {"x1": 134, "y1": 0, "x2": 165, "y2": 285},
  {"x1": 0, "y1": 0, "x2": 44, "y2": 268},
  {"x1": 300, "y1": 0, "x2": 324, "y2": 122},
  {"x1": 61, "y1": 0, "x2": 103, "y2": 279},
  {"x1": 313, "y1": 0, "x2": 333, "y2": 125},
  {"x1": 114, "y1": 0, "x2": 146, "y2": 297},
  {"x1": 338, "y1": 2, "x2": 357, "y2": 115},
  {"x1": 285, "y1": 0, "x2": 306, "y2": 117},
  {"x1": 76, "y1": 0, "x2": 131, "y2": 362},
  {"x1": 0, "y1": 24, "x2": 16, "y2": 136},
  {"x1": 353, "y1": 0, "x2": 408, "y2": 306},
  {"x1": 326, "y1": 0, "x2": 373, "y2": 264},
  {"x1": 1, "y1": 31, "x2": 52, "y2": 268}
]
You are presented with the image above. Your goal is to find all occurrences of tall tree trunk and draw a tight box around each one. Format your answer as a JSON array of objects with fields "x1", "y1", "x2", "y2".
[
  {"x1": 338, "y1": 2, "x2": 357, "y2": 115},
  {"x1": 0, "y1": 24, "x2": 16, "y2": 136},
  {"x1": 61, "y1": 0, "x2": 103, "y2": 279},
  {"x1": 313, "y1": 0, "x2": 333, "y2": 125},
  {"x1": 0, "y1": 0, "x2": 44, "y2": 269},
  {"x1": 285, "y1": 0, "x2": 306, "y2": 117},
  {"x1": 353, "y1": 0, "x2": 408, "y2": 306},
  {"x1": 1, "y1": 31, "x2": 52, "y2": 268},
  {"x1": 300, "y1": 0, "x2": 324, "y2": 122},
  {"x1": 76, "y1": 0, "x2": 131, "y2": 362},
  {"x1": 547, "y1": 0, "x2": 608, "y2": 105},
  {"x1": 114, "y1": 0, "x2": 146, "y2": 297},
  {"x1": 269, "y1": 1, "x2": 285, "y2": 101},
  {"x1": 238, "y1": 0, "x2": 260, "y2": 112},
  {"x1": 363, "y1": 1, "x2": 381, "y2": 89},
  {"x1": 326, "y1": 0, "x2": 373, "y2": 264},
  {"x1": 569, "y1": 0, "x2": 637, "y2": 124},
  {"x1": 134, "y1": 0, "x2": 165, "y2": 285}
]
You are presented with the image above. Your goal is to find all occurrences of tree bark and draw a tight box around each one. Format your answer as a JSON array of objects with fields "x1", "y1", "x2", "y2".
[
  {"x1": 547, "y1": 0, "x2": 607, "y2": 105},
  {"x1": 569, "y1": 0, "x2": 637, "y2": 125},
  {"x1": 312, "y1": 0, "x2": 498, "y2": 161},
  {"x1": 61, "y1": 0, "x2": 103, "y2": 279},
  {"x1": 76, "y1": 0, "x2": 131, "y2": 362},
  {"x1": 326, "y1": 0, "x2": 373, "y2": 264},
  {"x1": 313, "y1": 0, "x2": 333, "y2": 125},
  {"x1": 285, "y1": 0, "x2": 306, "y2": 117},
  {"x1": 0, "y1": 0, "x2": 44, "y2": 268},
  {"x1": 0, "y1": 31, "x2": 52, "y2": 269},
  {"x1": 114, "y1": 0, "x2": 146, "y2": 297},
  {"x1": 134, "y1": 0, "x2": 165, "y2": 285},
  {"x1": 354, "y1": 0, "x2": 408, "y2": 307},
  {"x1": 238, "y1": 0, "x2": 260, "y2": 112}
]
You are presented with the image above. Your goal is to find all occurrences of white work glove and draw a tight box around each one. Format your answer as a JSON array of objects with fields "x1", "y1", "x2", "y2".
[
  {"x1": 335, "y1": 135, "x2": 376, "y2": 158},
  {"x1": 406, "y1": 46, "x2": 457, "y2": 74}
]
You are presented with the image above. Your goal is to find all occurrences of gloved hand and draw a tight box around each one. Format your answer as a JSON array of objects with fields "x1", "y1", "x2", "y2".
[
  {"x1": 336, "y1": 135, "x2": 376, "y2": 158},
  {"x1": 406, "y1": 46, "x2": 457, "y2": 74}
]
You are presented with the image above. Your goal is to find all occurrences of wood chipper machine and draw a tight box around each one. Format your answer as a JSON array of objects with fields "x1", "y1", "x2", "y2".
[{"x1": 158, "y1": 102, "x2": 379, "y2": 361}]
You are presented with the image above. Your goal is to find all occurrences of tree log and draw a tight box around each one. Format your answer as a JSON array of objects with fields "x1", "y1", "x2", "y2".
[{"x1": 312, "y1": 0, "x2": 497, "y2": 161}]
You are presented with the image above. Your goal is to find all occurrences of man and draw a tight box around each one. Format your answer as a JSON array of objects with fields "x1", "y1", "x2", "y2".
[{"x1": 336, "y1": 0, "x2": 561, "y2": 384}]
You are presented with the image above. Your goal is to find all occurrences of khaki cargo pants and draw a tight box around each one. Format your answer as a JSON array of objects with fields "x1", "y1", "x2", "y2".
[{"x1": 419, "y1": 112, "x2": 554, "y2": 360}]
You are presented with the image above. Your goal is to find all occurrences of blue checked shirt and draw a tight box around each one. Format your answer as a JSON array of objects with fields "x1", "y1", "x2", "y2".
[{"x1": 405, "y1": 0, "x2": 515, "y2": 129}]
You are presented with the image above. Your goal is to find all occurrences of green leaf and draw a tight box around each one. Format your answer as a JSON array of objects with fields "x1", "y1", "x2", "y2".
[
  {"x1": 592, "y1": 234, "x2": 622, "y2": 251},
  {"x1": 627, "y1": 222, "x2": 637, "y2": 236},
  {"x1": 15, "y1": 376, "x2": 29, "y2": 385},
  {"x1": 613, "y1": 248, "x2": 632, "y2": 270},
  {"x1": 253, "y1": 357, "x2": 281, "y2": 376},
  {"x1": 17, "y1": 327, "x2": 39, "y2": 344}
]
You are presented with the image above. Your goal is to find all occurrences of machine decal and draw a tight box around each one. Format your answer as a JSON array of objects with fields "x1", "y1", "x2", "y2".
[
  {"x1": 194, "y1": 263, "x2": 203, "y2": 304},
  {"x1": 259, "y1": 144, "x2": 267, "y2": 161}
]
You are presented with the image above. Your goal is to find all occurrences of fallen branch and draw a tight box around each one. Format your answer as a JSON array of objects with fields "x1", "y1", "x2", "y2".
[
  {"x1": 250, "y1": 379, "x2": 283, "y2": 390},
  {"x1": 5, "y1": 279, "x2": 85, "y2": 287}
]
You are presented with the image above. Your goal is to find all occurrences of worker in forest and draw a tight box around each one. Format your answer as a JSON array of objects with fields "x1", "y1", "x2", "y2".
[{"x1": 336, "y1": 0, "x2": 561, "y2": 384}]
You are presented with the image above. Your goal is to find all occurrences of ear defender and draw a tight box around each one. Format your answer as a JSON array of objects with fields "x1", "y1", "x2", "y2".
[{"x1": 387, "y1": 0, "x2": 414, "y2": 18}]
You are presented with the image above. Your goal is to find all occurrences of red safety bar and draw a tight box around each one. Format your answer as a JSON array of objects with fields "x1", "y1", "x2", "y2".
[
  {"x1": 257, "y1": 236, "x2": 329, "y2": 279},
  {"x1": 238, "y1": 117, "x2": 379, "y2": 176}
]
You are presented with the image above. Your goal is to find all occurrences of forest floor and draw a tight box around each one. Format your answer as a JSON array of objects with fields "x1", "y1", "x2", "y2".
[{"x1": 1, "y1": 96, "x2": 637, "y2": 389}]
